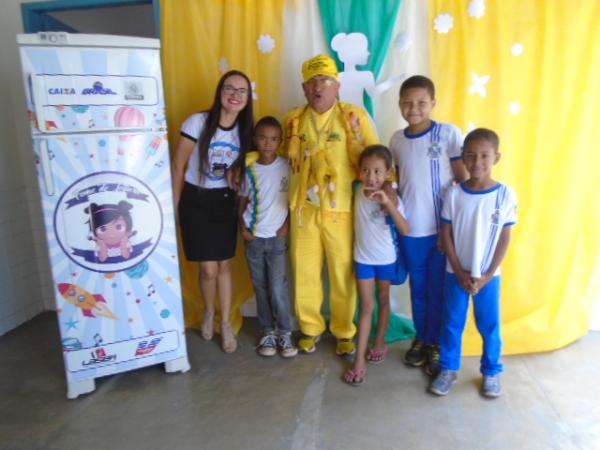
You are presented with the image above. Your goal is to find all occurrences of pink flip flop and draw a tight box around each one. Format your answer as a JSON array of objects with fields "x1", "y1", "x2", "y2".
[
  {"x1": 343, "y1": 367, "x2": 367, "y2": 386},
  {"x1": 366, "y1": 346, "x2": 389, "y2": 364}
]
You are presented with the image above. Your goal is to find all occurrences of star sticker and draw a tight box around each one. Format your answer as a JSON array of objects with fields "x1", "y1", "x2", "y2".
[
  {"x1": 257, "y1": 34, "x2": 276, "y2": 53},
  {"x1": 509, "y1": 101, "x2": 521, "y2": 115},
  {"x1": 65, "y1": 318, "x2": 79, "y2": 330},
  {"x1": 468, "y1": 72, "x2": 491, "y2": 97},
  {"x1": 433, "y1": 13, "x2": 454, "y2": 34},
  {"x1": 148, "y1": 329, "x2": 155, "y2": 336},
  {"x1": 165, "y1": 276, "x2": 173, "y2": 284},
  {"x1": 468, "y1": 0, "x2": 485, "y2": 18}
]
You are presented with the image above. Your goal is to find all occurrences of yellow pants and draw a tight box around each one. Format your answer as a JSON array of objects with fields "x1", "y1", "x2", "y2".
[{"x1": 290, "y1": 206, "x2": 356, "y2": 339}]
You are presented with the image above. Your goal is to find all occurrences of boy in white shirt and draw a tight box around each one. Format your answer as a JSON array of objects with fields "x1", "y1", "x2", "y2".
[
  {"x1": 429, "y1": 128, "x2": 517, "y2": 397},
  {"x1": 389, "y1": 76, "x2": 468, "y2": 375},
  {"x1": 239, "y1": 116, "x2": 297, "y2": 358}
]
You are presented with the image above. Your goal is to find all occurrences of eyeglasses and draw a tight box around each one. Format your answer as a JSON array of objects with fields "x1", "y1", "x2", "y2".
[
  {"x1": 222, "y1": 85, "x2": 249, "y2": 96},
  {"x1": 305, "y1": 77, "x2": 337, "y2": 88}
]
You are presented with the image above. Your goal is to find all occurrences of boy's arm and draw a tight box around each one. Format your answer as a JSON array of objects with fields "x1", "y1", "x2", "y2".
[
  {"x1": 276, "y1": 211, "x2": 290, "y2": 237},
  {"x1": 451, "y1": 159, "x2": 469, "y2": 183},
  {"x1": 238, "y1": 196, "x2": 254, "y2": 241},
  {"x1": 473, "y1": 226, "x2": 512, "y2": 292},
  {"x1": 441, "y1": 222, "x2": 475, "y2": 293},
  {"x1": 387, "y1": 205, "x2": 409, "y2": 236}
]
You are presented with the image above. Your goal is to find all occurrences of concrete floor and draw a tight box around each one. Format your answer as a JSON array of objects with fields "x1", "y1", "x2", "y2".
[{"x1": 1, "y1": 312, "x2": 599, "y2": 450}]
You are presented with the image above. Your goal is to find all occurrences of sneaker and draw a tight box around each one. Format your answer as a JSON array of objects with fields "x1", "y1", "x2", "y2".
[
  {"x1": 256, "y1": 333, "x2": 277, "y2": 357},
  {"x1": 424, "y1": 345, "x2": 441, "y2": 376},
  {"x1": 482, "y1": 375, "x2": 502, "y2": 398},
  {"x1": 429, "y1": 369, "x2": 458, "y2": 396},
  {"x1": 404, "y1": 340, "x2": 427, "y2": 367},
  {"x1": 278, "y1": 333, "x2": 298, "y2": 358},
  {"x1": 336, "y1": 338, "x2": 356, "y2": 357},
  {"x1": 298, "y1": 335, "x2": 321, "y2": 354}
]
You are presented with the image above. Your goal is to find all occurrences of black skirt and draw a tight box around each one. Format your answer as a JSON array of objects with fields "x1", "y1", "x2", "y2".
[{"x1": 179, "y1": 182, "x2": 238, "y2": 261}]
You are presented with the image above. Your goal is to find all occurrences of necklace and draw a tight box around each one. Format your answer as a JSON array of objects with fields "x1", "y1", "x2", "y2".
[{"x1": 306, "y1": 103, "x2": 337, "y2": 153}]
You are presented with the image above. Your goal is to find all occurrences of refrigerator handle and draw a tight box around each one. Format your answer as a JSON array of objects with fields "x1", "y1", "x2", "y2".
[
  {"x1": 38, "y1": 140, "x2": 55, "y2": 196},
  {"x1": 31, "y1": 75, "x2": 47, "y2": 132}
]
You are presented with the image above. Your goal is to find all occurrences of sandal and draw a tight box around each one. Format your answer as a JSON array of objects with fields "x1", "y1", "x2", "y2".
[
  {"x1": 221, "y1": 321, "x2": 237, "y2": 353},
  {"x1": 366, "y1": 346, "x2": 389, "y2": 364},
  {"x1": 201, "y1": 310, "x2": 214, "y2": 340},
  {"x1": 343, "y1": 367, "x2": 367, "y2": 386}
]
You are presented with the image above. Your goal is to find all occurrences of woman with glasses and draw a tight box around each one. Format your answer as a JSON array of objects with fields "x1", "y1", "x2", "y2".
[{"x1": 172, "y1": 70, "x2": 254, "y2": 353}]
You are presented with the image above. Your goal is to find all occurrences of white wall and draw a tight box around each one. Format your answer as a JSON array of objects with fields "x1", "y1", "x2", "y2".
[
  {"x1": 50, "y1": 4, "x2": 154, "y2": 38},
  {"x1": 0, "y1": 0, "x2": 54, "y2": 335}
]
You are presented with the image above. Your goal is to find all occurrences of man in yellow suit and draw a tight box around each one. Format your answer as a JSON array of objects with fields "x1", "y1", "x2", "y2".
[{"x1": 283, "y1": 54, "x2": 379, "y2": 355}]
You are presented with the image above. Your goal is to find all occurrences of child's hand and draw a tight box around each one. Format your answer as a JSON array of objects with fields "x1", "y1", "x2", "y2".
[
  {"x1": 471, "y1": 273, "x2": 492, "y2": 295},
  {"x1": 120, "y1": 237, "x2": 131, "y2": 259},
  {"x1": 369, "y1": 189, "x2": 393, "y2": 210},
  {"x1": 381, "y1": 181, "x2": 398, "y2": 209},
  {"x1": 457, "y1": 269, "x2": 476, "y2": 294},
  {"x1": 276, "y1": 222, "x2": 289, "y2": 238},
  {"x1": 241, "y1": 228, "x2": 254, "y2": 241},
  {"x1": 227, "y1": 167, "x2": 241, "y2": 192},
  {"x1": 96, "y1": 240, "x2": 108, "y2": 262}
]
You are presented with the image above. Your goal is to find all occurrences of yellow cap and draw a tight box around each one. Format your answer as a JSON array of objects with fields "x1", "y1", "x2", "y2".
[{"x1": 302, "y1": 54, "x2": 339, "y2": 82}]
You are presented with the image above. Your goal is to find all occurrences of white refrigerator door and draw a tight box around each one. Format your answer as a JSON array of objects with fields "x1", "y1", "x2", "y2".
[
  {"x1": 19, "y1": 37, "x2": 166, "y2": 134},
  {"x1": 35, "y1": 130, "x2": 186, "y2": 384}
]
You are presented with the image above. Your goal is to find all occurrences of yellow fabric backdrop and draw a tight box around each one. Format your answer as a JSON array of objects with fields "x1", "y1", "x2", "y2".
[
  {"x1": 161, "y1": 0, "x2": 285, "y2": 331},
  {"x1": 430, "y1": 0, "x2": 600, "y2": 354}
]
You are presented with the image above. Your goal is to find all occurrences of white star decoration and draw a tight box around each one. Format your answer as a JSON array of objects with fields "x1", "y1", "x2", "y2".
[
  {"x1": 511, "y1": 43, "x2": 524, "y2": 56},
  {"x1": 468, "y1": 0, "x2": 486, "y2": 18},
  {"x1": 218, "y1": 57, "x2": 229, "y2": 73},
  {"x1": 434, "y1": 14, "x2": 454, "y2": 34},
  {"x1": 251, "y1": 81, "x2": 258, "y2": 101},
  {"x1": 394, "y1": 32, "x2": 412, "y2": 51},
  {"x1": 257, "y1": 34, "x2": 276, "y2": 53},
  {"x1": 468, "y1": 72, "x2": 491, "y2": 97},
  {"x1": 509, "y1": 101, "x2": 521, "y2": 115}
]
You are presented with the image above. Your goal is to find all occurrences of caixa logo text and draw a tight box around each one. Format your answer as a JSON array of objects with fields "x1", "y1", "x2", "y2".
[
  {"x1": 48, "y1": 88, "x2": 76, "y2": 95},
  {"x1": 81, "y1": 81, "x2": 117, "y2": 95}
]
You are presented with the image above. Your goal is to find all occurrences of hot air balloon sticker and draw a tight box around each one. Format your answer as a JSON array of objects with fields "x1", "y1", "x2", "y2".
[{"x1": 114, "y1": 106, "x2": 145, "y2": 155}]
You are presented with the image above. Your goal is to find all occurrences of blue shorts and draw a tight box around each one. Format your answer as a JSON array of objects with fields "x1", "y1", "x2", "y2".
[{"x1": 355, "y1": 261, "x2": 396, "y2": 280}]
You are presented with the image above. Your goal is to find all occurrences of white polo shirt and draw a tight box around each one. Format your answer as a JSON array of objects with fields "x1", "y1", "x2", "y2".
[
  {"x1": 389, "y1": 121, "x2": 463, "y2": 237},
  {"x1": 441, "y1": 182, "x2": 518, "y2": 278}
]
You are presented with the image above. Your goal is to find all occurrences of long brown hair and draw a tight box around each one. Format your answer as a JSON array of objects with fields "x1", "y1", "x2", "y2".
[{"x1": 197, "y1": 70, "x2": 254, "y2": 182}]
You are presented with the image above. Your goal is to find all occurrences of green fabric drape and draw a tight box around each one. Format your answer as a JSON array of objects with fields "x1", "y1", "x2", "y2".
[{"x1": 318, "y1": 0, "x2": 402, "y2": 114}]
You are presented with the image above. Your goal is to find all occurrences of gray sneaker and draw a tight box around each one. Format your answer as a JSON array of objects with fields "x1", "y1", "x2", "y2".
[
  {"x1": 278, "y1": 333, "x2": 298, "y2": 358},
  {"x1": 429, "y1": 369, "x2": 458, "y2": 396},
  {"x1": 256, "y1": 333, "x2": 277, "y2": 357},
  {"x1": 482, "y1": 375, "x2": 502, "y2": 398}
]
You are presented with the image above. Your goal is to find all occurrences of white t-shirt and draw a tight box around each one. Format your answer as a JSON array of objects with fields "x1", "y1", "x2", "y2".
[
  {"x1": 181, "y1": 112, "x2": 241, "y2": 189},
  {"x1": 241, "y1": 157, "x2": 290, "y2": 238},
  {"x1": 389, "y1": 121, "x2": 463, "y2": 237},
  {"x1": 354, "y1": 185, "x2": 407, "y2": 265},
  {"x1": 441, "y1": 182, "x2": 518, "y2": 278}
]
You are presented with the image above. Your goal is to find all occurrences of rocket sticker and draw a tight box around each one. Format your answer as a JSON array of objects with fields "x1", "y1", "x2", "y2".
[{"x1": 58, "y1": 283, "x2": 117, "y2": 320}]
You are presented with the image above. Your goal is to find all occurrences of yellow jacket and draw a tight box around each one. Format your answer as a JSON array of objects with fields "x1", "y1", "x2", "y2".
[{"x1": 282, "y1": 101, "x2": 379, "y2": 213}]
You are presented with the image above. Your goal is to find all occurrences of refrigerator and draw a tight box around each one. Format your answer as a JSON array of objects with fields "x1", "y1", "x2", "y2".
[{"x1": 17, "y1": 32, "x2": 190, "y2": 399}]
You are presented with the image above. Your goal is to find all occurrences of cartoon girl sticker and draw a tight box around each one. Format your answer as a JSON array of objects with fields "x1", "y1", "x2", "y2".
[{"x1": 84, "y1": 201, "x2": 136, "y2": 262}]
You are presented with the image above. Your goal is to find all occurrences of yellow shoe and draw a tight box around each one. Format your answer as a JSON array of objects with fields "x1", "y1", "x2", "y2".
[
  {"x1": 336, "y1": 338, "x2": 356, "y2": 357},
  {"x1": 298, "y1": 335, "x2": 321, "y2": 354}
]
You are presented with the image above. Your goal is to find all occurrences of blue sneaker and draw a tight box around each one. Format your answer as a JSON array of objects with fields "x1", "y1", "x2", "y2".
[
  {"x1": 256, "y1": 333, "x2": 277, "y2": 357},
  {"x1": 482, "y1": 375, "x2": 502, "y2": 398},
  {"x1": 429, "y1": 369, "x2": 458, "y2": 396}
]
